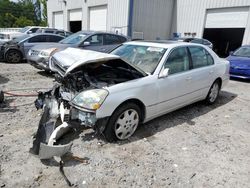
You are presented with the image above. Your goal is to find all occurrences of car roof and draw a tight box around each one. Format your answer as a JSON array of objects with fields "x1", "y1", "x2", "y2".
[
  {"x1": 29, "y1": 33, "x2": 65, "y2": 37},
  {"x1": 124, "y1": 40, "x2": 205, "y2": 48}
]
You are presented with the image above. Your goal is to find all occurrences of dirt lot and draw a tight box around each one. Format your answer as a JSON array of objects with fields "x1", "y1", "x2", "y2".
[{"x1": 0, "y1": 62, "x2": 250, "y2": 188}]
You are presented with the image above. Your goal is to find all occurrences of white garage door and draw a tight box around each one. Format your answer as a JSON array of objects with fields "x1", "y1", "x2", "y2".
[
  {"x1": 53, "y1": 11, "x2": 63, "y2": 30},
  {"x1": 205, "y1": 7, "x2": 249, "y2": 28},
  {"x1": 69, "y1": 9, "x2": 82, "y2": 21},
  {"x1": 89, "y1": 5, "x2": 107, "y2": 31}
]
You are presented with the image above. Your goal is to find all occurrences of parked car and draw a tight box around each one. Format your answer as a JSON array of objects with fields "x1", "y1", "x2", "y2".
[
  {"x1": 0, "y1": 26, "x2": 47, "y2": 42},
  {"x1": 0, "y1": 31, "x2": 21, "y2": 42},
  {"x1": 172, "y1": 38, "x2": 213, "y2": 49},
  {"x1": 36, "y1": 28, "x2": 72, "y2": 37},
  {"x1": 27, "y1": 31, "x2": 128, "y2": 71},
  {"x1": 19, "y1": 26, "x2": 47, "y2": 34},
  {"x1": 31, "y1": 41, "x2": 229, "y2": 158},
  {"x1": 0, "y1": 33, "x2": 64, "y2": 63},
  {"x1": 227, "y1": 45, "x2": 250, "y2": 79}
]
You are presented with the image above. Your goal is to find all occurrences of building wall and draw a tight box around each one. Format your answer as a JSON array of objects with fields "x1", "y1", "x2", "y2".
[
  {"x1": 174, "y1": 0, "x2": 250, "y2": 44},
  {"x1": 47, "y1": 0, "x2": 129, "y2": 35},
  {"x1": 132, "y1": 0, "x2": 174, "y2": 40}
]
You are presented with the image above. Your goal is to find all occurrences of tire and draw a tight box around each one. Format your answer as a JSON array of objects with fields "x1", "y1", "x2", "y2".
[
  {"x1": 5, "y1": 49, "x2": 22, "y2": 63},
  {"x1": 104, "y1": 103, "x2": 141, "y2": 142},
  {"x1": 205, "y1": 80, "x2": 220, "y2": 105}
]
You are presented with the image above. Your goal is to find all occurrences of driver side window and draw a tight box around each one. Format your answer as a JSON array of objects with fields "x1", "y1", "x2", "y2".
[{"x1": 164, "y1": 47, "x2": 190, "y2": 75}]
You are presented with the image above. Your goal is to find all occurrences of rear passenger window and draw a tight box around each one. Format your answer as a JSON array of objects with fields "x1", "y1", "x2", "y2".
[
  {"x1": 47, "y1": 35, "x2": 63, "y2": 42},
  {"x1": 104, "y1": 34, "x2": 122, "y2": 45},
  {"x1": 164, "y1": 47, "x2": 190, "y2": 75},
  {"x1": 28, "y1": 35, "x2": 46, "y2": 42},
  {"x1": 189, "y1": 46, "x2": 214, "y2": 69}
]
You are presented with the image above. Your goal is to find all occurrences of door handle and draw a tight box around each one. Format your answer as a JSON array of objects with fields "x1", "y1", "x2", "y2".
[
  {"x1": 185, "y1": 77, "x2": 192, "y2": 81},
  {"x1": 209, "y1": 70, "x2": 214, "y2": 74}
]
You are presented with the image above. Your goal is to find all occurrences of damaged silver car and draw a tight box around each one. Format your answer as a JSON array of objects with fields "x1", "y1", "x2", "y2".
[{"x1": 31, "y1": 41, "x2": 229, "y2": 159}]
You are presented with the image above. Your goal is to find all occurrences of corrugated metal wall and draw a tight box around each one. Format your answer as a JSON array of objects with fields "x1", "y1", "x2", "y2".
[
  {"x1": 132, "y1": 0, "x2": 174, "y2": 40},
  {"x1": 47, "y1": 0, "x2": 129, "y2": 35},
  {"x1": 107, "y1": 0, "x2": 130, "y2": 35},
  {"x1": 174, "y1": 0, "x2": 250, "y2": 44}
]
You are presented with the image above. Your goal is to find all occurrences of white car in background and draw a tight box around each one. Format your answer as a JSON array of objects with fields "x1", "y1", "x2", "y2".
[
  {"x1": 0, "y1": 26, "x2": 46, "y2": 42},
  {"x1": 31, "y1": 41, "x2": 229, "y2": 158}
]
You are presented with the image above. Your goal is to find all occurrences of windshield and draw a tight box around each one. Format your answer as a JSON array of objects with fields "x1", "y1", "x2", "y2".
[
  {"x1": 60, "y1": 32, "x2": 87, "y2": 44},
  {"x1": 19, "y1": 26, "x2": 30, "y2": 33},
  {"x1": 233, "y1": 47, "x2": 250, "y2": 57},
  {"x1": 12, "y1": 34, "x2": 30, "y2": 43},
  {"x1": 111, "y1": 44, "x2": 167, "y2": 74}
]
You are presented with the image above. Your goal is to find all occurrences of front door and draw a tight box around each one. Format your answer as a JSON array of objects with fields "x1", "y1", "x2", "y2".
[{"x1": 156, "y1": 47, "x2": 195, "y2": 114}]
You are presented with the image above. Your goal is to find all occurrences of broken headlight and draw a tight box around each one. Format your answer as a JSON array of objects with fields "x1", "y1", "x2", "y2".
[{"x1": 71, "y1": 89, "x2": 108, "y2": 110}]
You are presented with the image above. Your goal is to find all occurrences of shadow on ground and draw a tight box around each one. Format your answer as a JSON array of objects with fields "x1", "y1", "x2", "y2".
[
  {"x1": 126, "y1": 90, "x2": 237, "y2": 144},
  {"x1": 37, "y1": 90, "x2": 237, "y2": 166},
  {"x1": 0, "y1": 75, "x2": 9, "y2": 84},
  {"x1": 230, "y1": 78, "x2": 250, "y2": 83},
  {"x1": 0, "y1": 97, "x2": 19, "y2": 113},
  {"x1": 37, "y1": 71, "x2": 54, "y2": 78}
]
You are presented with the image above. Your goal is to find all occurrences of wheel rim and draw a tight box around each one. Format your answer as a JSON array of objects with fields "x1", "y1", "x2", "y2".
[
  {"x1": 114, "y1": 109, "x2": 139, "y2": 140},
  {"x1": 7, "y1": 51, "x2": 21, "y2": 63},
  {"x1": 209, "y1": 82, "x2": 219, "y2": 102}
]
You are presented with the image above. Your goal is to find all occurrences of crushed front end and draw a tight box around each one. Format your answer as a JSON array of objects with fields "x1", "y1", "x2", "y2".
[{"x1": 30, "y1": 48, "x2": 145, "y2": 159}]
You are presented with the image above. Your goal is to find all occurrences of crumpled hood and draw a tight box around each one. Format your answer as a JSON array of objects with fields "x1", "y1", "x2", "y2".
[
  {"x1": 31, "y1": 42, "x2": 73, "y2": 51},
  {"x1": 51, "y1": 47, "x2": 147, "y2": 77},
  {"x1": 227, "y1": 55, "x2": 250, "y2": 68},
  {"x1": 52, "y1": 47, "x2": 120, "y2": 75}
]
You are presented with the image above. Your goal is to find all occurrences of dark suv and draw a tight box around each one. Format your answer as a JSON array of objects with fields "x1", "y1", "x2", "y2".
[{"x1": 27, "y1": 31, "x2": 128, "y2": 71}]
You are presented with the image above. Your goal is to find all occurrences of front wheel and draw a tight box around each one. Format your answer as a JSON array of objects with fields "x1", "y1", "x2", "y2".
[
  {"x1": 205, "y1": 80, "x2": 220, "y2": 104},
  {"x1": 5, "y1": 49, "x2": 22, "y2": 63},
  {"x1": 104, "y1": 103, "x2": 141, "y2": 142}
]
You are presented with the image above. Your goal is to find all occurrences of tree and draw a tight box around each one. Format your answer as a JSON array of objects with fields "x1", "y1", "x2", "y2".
[
  {"x1": 0, "y1": 0, "x2": 46, "y2": 27},
  {"x1": 13, "y1": 16, "x2": 34, "y2": 27},
  {"x1": 39, "y1": 0, "x2": 47, "y2": 26}
]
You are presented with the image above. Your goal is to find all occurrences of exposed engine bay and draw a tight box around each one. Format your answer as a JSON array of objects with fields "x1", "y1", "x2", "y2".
[{"x1": 56, "y1": 59, "x2": 144, "y2": 92}]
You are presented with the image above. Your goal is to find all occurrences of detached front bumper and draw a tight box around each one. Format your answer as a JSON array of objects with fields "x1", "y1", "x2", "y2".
[{"x1": 30, "y1": 88, "x2": 108, "y2": 159}]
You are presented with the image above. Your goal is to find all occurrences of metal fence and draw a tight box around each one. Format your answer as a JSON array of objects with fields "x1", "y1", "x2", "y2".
[{"x1": 0, "y1": 28, "x2": 21, "y2": 32}]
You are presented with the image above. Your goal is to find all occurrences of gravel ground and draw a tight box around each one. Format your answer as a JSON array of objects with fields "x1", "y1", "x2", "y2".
[{"x1": 0, "y1": 62, "x2": 250, "y2": 188}]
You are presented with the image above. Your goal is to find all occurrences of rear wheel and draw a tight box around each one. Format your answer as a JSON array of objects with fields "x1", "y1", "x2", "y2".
[
  {"x1": 104, "y1": 103, "x2": 141, "y2": 142},
  {"x1": 205, "y1": 80, "x2": 220, "y2": 104},
  {"x1": 5, "y1": 49, "x2": 22, "y2": 63}
]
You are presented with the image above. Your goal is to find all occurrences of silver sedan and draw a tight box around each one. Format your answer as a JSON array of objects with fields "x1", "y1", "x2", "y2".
[{"x1": 31, "y1": 41, "x2": 229, "y2": 159}]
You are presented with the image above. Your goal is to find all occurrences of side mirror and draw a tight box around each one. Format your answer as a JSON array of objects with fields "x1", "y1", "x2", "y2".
[
  {"x1": 83, "y1": 41, "x2": 90, "y2": 46},
  {"x1": 27, "y1": 31, "x2": 32, "y2": 34},
  {"x1": 159, "y1": 68, "x2": 169, "y2": 78},
  {"x1": 229, "y1": 51, "x2": 234, "y2": 55}
]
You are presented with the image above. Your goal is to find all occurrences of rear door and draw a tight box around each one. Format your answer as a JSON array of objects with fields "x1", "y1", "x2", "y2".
[{"x1": 187, "y1": 46, "x2": 216, "y2": 98}]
